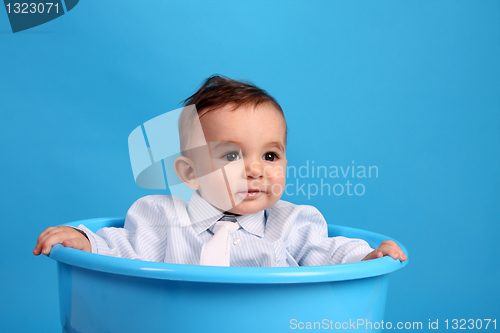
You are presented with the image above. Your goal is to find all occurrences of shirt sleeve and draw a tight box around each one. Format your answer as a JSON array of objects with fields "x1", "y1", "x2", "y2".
[
  {"x1": 286, "y1": 205, "x2": 373, "y2": 266},
  {"x1": 77, "y1": 196, "x2": 169, "y2": 262}
]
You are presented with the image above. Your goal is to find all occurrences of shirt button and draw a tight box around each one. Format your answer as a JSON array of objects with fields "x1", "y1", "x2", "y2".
[{"x1": 233, "y1": 238, "x2": 242, "y2": 249}]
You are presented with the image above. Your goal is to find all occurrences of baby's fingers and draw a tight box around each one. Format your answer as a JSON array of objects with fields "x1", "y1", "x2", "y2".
[
  {"x1": 33, "y1": 227, "x2": 59, "y2": 255},
  {"x1": 378, "y1": 241, "x2": 407, "y2": 261},
  {"x1": 361, "y1": 241, "x2": 407, "y2": 262},
  {"x1": 36, "y1": 226, "x2": 57, "y2": 243},
  {"x1": 38, "y1": 232, "x2": 69, "y2": 255},
  {"x1": 33, "y1": 226, "x2": 89, "y2": 255},
  {"x1": 34, "y1": 227, "x2": 57, "y2": 254}
]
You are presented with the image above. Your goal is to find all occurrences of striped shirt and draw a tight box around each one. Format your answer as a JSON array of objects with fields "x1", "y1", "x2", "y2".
[{"x1": 79, "y1": 191, "x2": 373, "y2": 267}]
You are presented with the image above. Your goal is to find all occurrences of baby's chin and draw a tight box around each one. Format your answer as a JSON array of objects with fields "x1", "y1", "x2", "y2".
[
  {"x1": 225, "y1": 198, "x2": 278, "y2": 216},
  {"x1": 200, "y1": 191, "x2": 282, "y2": 216},
  {"x1": 224, "y1": 206, "x2": 258, "y2": 216}
]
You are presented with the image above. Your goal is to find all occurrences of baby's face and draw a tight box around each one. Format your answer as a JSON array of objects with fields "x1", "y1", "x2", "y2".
[{"x1": 191, "y1": 103, "x2": 287, "y2": 215}]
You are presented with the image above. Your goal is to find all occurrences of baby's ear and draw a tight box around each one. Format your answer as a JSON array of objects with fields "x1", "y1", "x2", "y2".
[{"x1": 174, "y1": 156, "x2": 200, "y2": 190}]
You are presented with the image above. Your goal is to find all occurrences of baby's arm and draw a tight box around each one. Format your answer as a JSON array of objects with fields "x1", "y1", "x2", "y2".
[
  {"x1": 286, "y1": 205, "x2": 374, "y2": 265},
  {"x1": 287, "y1": 205, "x2": 407, "y2": 265},
  {"x1": 33, "y1": 226, "x2": 91, "y2": 256},
  {"x1": 361, "y1": 240, "x2": 407, "y2": 262},
  {"x1": 33, "y1": 196, "x2": 170, "y2": 260}
]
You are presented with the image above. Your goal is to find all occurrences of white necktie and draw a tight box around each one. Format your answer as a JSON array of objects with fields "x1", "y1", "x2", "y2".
[{"x1": 199, "y1": 215, "x2": 239, "y2": 266}]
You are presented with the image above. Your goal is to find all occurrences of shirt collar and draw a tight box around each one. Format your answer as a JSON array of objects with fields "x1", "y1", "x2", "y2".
[
  {"x1": 187, "y1": 191, "x2": 266, "y2": 237},
  {"x1": 237, "y1": 210, "x2": 266, "y2": 238}
]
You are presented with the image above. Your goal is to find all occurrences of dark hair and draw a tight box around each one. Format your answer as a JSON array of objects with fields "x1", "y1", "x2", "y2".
[
  {"x1": 179, "y1": 75, "x2": 286, "y2": 152},
  {"x1": 183, "y1": 75, "x2": 284, "y2": 117}
]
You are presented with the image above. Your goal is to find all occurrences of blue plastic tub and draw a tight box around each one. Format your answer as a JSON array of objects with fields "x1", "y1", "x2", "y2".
[{"x1": 49, "y1": 217, "x2": 408, "y2": 333}]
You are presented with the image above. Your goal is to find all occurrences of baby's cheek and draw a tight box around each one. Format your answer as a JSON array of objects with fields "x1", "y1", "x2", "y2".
[
  {"x1": 269, "y1": 169, "x2": 287, "y2": 196},
  {"x1": 198, "y1": 171, "x2": 234, "y2": 210},
  {"x1": 276, "y1": 163, "x2": 287, "y2": 179},
  {"x1": 270, "y1": 167, "x2": 286, "y2": 183}
]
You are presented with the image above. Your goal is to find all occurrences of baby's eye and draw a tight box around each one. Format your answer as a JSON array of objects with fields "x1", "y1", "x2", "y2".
[
  {"x1": 222, "y1": 151, "x2": 241, "y2": 162},
  {"x1": 263, "y1": 152, "x2": 279, "y2": 162}
]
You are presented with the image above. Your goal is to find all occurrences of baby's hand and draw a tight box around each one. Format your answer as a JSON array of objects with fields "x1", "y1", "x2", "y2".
[
  {"x1": 33, "y1": 226, "x2": 91, "y2": 256},
  {"x1": 362, "y1": 240, "x2": 407, "y2": 262}
]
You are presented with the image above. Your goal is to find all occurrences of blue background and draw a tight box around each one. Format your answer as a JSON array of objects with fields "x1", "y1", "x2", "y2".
[{"x1": 1, "y1": 1, "x2": 499, "y2": 331}]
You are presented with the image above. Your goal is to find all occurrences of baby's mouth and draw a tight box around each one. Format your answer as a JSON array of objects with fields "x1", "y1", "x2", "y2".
[{"x1": 237, "y1": 189, "x2": 266, "y2": 198}]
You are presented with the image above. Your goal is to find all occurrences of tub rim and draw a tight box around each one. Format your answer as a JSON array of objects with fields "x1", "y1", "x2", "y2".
[{"x1": 48, "y1": 217, "x2": 408, "y2": 284}]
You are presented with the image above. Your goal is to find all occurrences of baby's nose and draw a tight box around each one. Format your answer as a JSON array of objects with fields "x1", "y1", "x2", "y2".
[{"x1": 245, "y1": 160, "x2": 263, "y2": 178}]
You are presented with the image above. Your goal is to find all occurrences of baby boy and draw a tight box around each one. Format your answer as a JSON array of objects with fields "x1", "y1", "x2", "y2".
[{"x1": 34, "y1": 75, "x2": 406, "y2": 266}]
